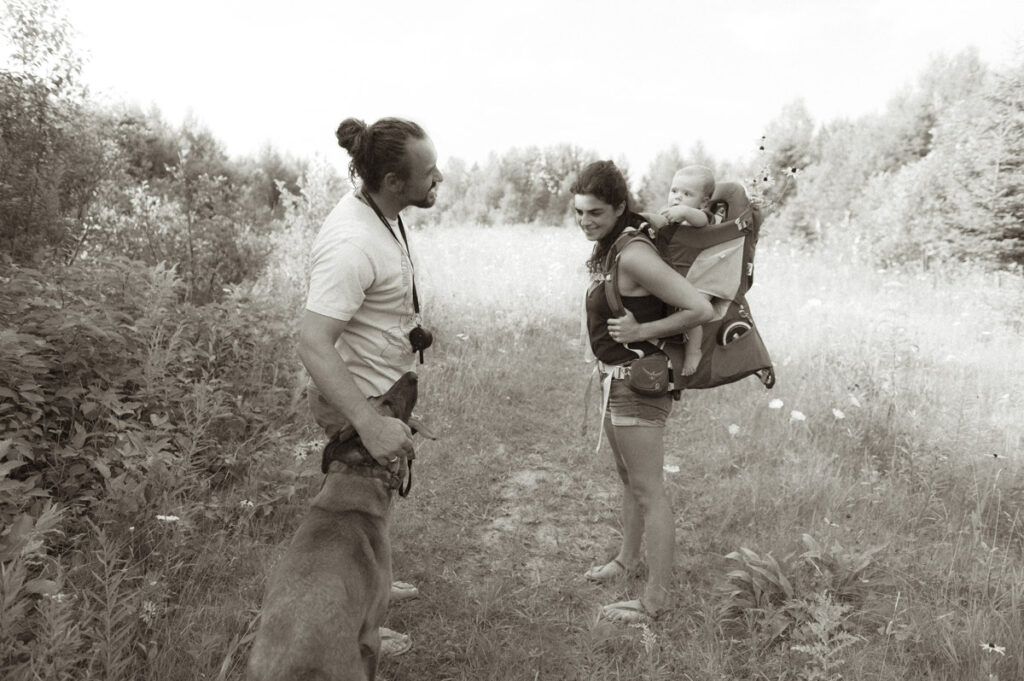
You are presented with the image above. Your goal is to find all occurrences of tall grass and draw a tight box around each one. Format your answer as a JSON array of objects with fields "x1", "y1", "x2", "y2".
[{"x1": 7, "y1": 222, "x2": 1024, "y2": 680}]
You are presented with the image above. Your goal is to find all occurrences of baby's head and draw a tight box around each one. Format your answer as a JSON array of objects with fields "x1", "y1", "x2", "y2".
[{"x1": 668, "y1": 165, "x2": 715, "y2": 209}]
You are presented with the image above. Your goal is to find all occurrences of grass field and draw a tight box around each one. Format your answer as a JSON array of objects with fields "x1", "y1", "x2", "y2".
[
  {"x1": 368, "y1": 225, "x2": 1024, "y2": 680},
  {"x1": 14, "y1": 222, "x2": 1024, "y2": 680}
]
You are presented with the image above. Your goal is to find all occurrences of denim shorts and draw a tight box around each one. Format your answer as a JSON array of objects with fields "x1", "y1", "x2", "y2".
[{"x1": 604, "y1": 377, "x2": 673, "y2": 427}]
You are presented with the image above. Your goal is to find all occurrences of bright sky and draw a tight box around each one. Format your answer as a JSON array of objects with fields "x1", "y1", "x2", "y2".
[{"x1": 66, "y1": 0, "x2": 1023, "y2": 178}]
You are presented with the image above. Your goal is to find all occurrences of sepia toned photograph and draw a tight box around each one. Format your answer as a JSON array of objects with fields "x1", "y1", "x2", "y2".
[{"x1": 2, "y1": 0, "x2": 1023, "y2": 679}]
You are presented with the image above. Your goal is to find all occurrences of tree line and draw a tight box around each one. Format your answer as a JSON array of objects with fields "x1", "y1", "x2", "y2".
[{"x1": 3, "y1": 0, "x2": 1023, "y2": 301}]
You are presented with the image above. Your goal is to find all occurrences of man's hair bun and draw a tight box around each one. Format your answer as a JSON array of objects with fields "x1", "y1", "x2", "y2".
[{"x1": 336, "y1": 118, "x2": 367, "y2": 153}]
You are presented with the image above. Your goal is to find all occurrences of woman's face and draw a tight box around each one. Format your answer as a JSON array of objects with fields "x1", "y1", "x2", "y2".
[{"x1": 574, "y1": 194, "x2": 625, "y2": 242}]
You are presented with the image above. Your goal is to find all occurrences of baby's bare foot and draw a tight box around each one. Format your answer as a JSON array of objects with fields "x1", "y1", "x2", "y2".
[{"x1": 681, "y1": 353, "x2": 701, "y2": 376}]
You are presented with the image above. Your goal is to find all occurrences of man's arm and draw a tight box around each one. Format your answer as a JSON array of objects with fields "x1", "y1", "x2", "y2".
[{"x1": 298, "y1": 309, "x2": 412, "y2": 465}]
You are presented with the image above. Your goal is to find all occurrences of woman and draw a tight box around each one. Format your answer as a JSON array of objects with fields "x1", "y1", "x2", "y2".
[{"x1": 573, "y1": 160, "x2": 714, "y2": 623}]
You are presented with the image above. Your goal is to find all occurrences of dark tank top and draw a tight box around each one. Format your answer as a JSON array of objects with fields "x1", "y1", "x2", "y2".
[{"x1": 586, "y1": 279, "x2": 665, "y2": 365}]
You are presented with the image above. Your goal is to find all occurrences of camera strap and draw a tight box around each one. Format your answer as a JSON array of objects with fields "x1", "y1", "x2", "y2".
[{"x1": 359, "y1": 189, "x2": 420, "y2": 315}]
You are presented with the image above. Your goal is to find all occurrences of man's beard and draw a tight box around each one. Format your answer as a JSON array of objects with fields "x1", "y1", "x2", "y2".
[{"x1": 407, "y1": 184, "x2": 437, "y2": 209}]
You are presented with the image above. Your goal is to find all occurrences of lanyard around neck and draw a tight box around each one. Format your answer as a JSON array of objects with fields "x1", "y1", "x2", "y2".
[{"x1": 359, "y1": 189, "x2": 420, "y2": 314}]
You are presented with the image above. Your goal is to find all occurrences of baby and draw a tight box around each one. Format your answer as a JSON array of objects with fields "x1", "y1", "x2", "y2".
[{"x1": 655, "y1": 165, "x2": 720, "y2": 376}]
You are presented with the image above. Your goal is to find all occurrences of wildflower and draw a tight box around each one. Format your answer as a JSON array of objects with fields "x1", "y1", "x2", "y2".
[
  {"x1": 769, "y1": 399, "x2": 784, "y2": 409},
  {"x1": 635, "y1": 622, "x2": 657, "y2": 655},
  {"x1": 156, "y1": 515, "x2": 179, "y2": 522},
  {"x1": 980, "y1": 642, "x2": 1005, "y2": 655},
  {"x1": 140, "y1": 600, "x2": 159, "y2": 625},
  {"x1": 790, "y1": 410, "x2": 806, "y2": 422},
  {"x1": 663, "y1": 464, "x2": 680, "y2": 474},
  {"x1": 832, "y1": 408, "x2": 845, "y2": 420},
  {"x1": 728, "y1": 424, "x2": 740, "y2": 437},
  {"x1": 239, "y1": 499, "x2": 255, "y2": 508},
  {"x1": 848, "y1": 394, "x2": 862, "y2": 408},
  {"x1": 456, "y1": 333, "x2": 469, "y2": 341}
]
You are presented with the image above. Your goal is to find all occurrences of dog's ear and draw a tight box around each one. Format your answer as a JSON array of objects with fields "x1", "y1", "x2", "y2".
[{"x1": 379, "y1": 372, "x2": 418, "y2": 423}]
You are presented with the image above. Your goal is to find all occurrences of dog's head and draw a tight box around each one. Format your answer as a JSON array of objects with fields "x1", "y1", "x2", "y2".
[{"x1": 320, "y1": 372, "x2": 419, "y2": 479}]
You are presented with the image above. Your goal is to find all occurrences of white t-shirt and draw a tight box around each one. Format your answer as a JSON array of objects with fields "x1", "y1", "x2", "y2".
[{"x1": 305, "y1": 191, "x2": 417, "y2": 397}]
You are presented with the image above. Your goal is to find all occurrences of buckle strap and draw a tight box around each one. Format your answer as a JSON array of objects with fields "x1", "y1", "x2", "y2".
[{"x1": 597, "y1": 361, "x2": 629, "y2": 379}]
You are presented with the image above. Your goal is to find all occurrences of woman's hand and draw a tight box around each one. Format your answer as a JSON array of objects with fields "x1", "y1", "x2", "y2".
[{"x1": 607, "y1": 309, "x2": 645, "y2": 344}]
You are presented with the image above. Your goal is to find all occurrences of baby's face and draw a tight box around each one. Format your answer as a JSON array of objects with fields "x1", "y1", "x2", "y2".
[{"x1": 667, "y1": 173, "x2": 708, "y2": 209}]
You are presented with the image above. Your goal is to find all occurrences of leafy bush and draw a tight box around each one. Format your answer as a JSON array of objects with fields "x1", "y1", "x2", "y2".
[{"x1": 0, "y1": 255, "x2": 298, "y2": 526}]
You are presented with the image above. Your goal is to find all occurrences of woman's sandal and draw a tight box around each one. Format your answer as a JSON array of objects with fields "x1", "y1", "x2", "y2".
[
  {"x1": 584, "y1": 558, "x2": 634, "y2": 583},
  {"x1": 599, "y1": 598, "x2": 665, "y2": 624}
]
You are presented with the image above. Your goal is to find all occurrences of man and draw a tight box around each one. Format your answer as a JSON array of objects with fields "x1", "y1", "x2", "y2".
[{"x1": 298, "y1": 116, "x2": 443, "y2": 656}]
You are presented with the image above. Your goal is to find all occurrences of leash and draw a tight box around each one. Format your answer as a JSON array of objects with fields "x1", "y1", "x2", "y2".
[{"x1": 398, "y1": 461, "x2": 412, "y2": 497}]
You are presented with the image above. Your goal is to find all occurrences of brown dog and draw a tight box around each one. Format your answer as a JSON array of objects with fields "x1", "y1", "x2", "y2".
[{"x1": 247, "y1": 371, "x2": 423, "y2": 681}]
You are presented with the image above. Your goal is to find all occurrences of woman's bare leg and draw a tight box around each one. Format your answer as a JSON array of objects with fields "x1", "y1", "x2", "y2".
[
  {"x1": 608, "y1": 423, "x2": 674, "y2": 612},
  {"x1": 604, "y1": 419, "x2": 643, "y2": 569}
]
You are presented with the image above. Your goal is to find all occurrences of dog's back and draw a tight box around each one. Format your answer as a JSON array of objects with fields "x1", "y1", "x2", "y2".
[
  {"x1": 247, "y1": 372, "x2": 419, "y2": 681},
  {"x1": 247, "y1": 500, "x2": 391, "y2": 681}
]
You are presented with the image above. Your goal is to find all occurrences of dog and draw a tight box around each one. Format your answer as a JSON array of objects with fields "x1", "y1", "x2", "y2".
[{"x1": 247, "y1": 371, "x2": 426, "y2": 681}]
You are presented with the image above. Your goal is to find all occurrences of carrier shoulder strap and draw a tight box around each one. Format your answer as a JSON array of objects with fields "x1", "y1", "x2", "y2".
[{"x1": 602, "y1": 223, "x2": 658, "y2": 318}]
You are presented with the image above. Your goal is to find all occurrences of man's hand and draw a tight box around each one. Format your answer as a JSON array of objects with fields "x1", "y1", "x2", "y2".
[{"x1": 359, "y1": 412, "x2": 414, "y2": 467}]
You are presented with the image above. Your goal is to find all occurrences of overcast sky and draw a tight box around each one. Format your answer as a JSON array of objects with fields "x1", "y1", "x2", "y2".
[{"x1": 65, "y1": 0, "x2": 1024, "y2": 177}]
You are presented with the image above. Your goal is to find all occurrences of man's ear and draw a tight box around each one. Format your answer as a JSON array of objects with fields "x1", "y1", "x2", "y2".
[{"x1": 382, "y1": 171, "x2": 405, "y2": 195}]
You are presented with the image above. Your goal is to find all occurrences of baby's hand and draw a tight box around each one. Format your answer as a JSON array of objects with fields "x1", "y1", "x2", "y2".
[
  {"x1": 642, "y1": 211, "x2": 668, "y2": 229},
  {"x1": 661, "y1": 205, "x2": 690, "y2": 225}
]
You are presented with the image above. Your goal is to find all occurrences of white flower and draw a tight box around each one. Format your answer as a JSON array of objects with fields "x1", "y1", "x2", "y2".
[
  {"x1": 156, "y1": 514, "x2": 179, "y2": 522},
  {"x1": 980, "y1": 642, "x2": 1005, "y2": 655},
  {"x1": 790, "y1": 410, "x2": 806, "y2": 422},
  {"x1": 848, "y1": 394, "x2": 861, "y2": 408},
  {"x1": 769, "y1": 399, "x2": 784, "y2": 409},
  {"x1": 832, "y1": 408, "x2": 845, "y2": 420},
  {"x1": 663, "y1": 464, "x2": 680, "y2": 474},
  {"x1": 728, "y1": 424, "x2": 740, "y2": 437}
]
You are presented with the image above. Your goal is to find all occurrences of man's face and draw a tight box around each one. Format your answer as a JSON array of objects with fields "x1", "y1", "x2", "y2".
[{"x1": 399, "y1": 137, "x2": 443, "y2": 209}]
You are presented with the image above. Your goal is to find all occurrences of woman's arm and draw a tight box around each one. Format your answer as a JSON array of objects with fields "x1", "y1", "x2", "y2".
[{"x1": 608, "y1": 243, "x2": 714, "y2": 343}]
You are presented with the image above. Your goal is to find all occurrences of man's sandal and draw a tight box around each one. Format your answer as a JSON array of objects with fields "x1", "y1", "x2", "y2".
[
  {"x1": 380, "y1": 627, "x2": 412, "y2": 656},
  {"x1": 599, "y1": 598, "x2": 665, "y2": 624},
  {"x1": 390, "y1": 580, "x2": 419, "y2": 602},
  {"x1": 584, "y1": 559, "x2": 633, "y2": 583}
]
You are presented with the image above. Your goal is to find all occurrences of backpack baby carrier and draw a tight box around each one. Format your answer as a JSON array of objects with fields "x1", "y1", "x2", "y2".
[{"x1": 603, "y1": 181, "x2": 775, "y2": 391}]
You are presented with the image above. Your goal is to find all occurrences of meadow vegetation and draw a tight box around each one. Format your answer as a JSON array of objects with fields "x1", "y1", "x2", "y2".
[
  {"x1": 4, "y1": 223, "x2": 1024, "y2": 680},
  {"x1": 3, "y1": 2, "x2": 1024, "y2": 679}
]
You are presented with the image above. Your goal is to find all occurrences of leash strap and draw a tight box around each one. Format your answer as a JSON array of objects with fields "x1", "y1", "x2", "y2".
[
  {"x1": 360, "y1": 190, "x2": 420, "y2": 315},
  {"x1": 398, "y1": 461, "x2": 413, "y2": 497}
]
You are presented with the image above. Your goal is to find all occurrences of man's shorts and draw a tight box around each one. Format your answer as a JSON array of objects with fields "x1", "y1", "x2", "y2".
[{"x1": 605, "y1": 377, "x2": 673, "y2": 427}]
